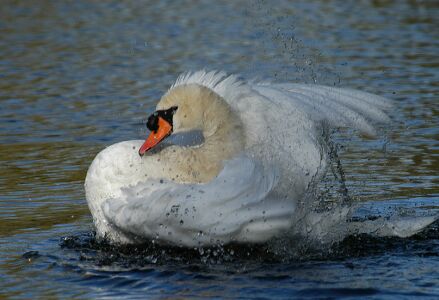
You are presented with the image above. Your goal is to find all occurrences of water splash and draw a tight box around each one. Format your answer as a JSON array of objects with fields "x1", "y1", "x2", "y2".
[{"x1": 59, "y1": 215, "x2": 439, "y2": 269}]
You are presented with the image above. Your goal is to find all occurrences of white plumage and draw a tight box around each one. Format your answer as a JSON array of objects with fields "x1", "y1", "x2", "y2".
[{"x1": 85, "y1": 71, "x2": 436, "y2": 247}]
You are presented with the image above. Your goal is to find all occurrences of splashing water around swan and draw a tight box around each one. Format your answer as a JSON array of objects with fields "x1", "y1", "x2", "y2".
[{"x1": 84, "y1": 71, "x2": 438, "y2": 248}]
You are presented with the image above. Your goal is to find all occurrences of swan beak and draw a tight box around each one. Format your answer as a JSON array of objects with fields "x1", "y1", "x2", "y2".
[{"x1": 139, "y1": 117, "x2": 172, "y2": 156}]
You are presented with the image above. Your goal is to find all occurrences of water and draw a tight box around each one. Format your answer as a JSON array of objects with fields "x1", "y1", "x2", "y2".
[{"x1": 1, "y1": 0, "x2": 438, "y2": 298}]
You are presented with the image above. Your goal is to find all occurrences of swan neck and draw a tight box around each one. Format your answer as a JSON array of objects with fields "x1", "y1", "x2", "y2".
[{"x1": 199, "y1": 90, "x2": 244, "y2": 156}]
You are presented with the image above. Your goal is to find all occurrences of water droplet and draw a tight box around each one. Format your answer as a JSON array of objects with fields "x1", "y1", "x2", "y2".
[{"x1": 180, "y1": 220, "x2": 184, "y2": 225}]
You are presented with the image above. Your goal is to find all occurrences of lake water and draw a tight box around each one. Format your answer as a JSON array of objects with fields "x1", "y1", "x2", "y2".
[{"x1": 1, "y1": 0, "x2": 438, "y2": 298}]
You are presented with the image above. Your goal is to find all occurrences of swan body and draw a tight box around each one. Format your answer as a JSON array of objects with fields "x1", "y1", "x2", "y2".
[{"x1": 85, "y1": 70, "x2": 404, "y2": 247}]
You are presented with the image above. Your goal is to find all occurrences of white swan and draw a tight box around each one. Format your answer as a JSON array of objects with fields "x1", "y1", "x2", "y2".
[{"x1": 85, "y1": 71, "x2": 435, "y2": 247}]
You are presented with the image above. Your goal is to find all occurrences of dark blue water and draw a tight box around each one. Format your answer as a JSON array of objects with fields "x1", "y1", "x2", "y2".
[{"x1": 1, "y1": 0, "x2": 438, "y2": 298}]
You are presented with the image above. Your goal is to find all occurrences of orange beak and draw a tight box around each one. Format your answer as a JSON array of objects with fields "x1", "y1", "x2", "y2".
[{"x1": 139, "y1": 117, "x2": 173, "y2": 156}]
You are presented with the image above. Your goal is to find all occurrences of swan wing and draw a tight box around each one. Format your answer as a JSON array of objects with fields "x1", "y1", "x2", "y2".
[
  {"x1": 254, "y1": 83, "x2": 392, "y2": 136},
  {"x1": 102, "y1": 156, "x2": 294, "y2": 247}
]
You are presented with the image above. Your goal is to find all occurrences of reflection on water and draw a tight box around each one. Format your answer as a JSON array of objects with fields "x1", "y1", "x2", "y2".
[
  {"x1": 0, "y1": 142, "x2": 93, "y2": 237},
  {"x1": 1, "y1": 0, "x2": 438, "y2": 298}
]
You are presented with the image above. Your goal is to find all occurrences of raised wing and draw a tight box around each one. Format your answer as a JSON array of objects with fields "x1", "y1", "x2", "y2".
[{"x1": 255, "y1": 83, "x2": 393, "y2": 136}]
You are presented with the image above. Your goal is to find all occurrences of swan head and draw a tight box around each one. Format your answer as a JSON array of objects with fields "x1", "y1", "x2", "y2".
[{"x1": 139, "y1": 84, "x2": 217, "y2": 156}]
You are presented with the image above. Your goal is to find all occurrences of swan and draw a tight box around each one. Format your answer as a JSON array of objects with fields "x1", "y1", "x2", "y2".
[{"x1": 85, "y1": 70, "x2": 436, "y2": 247}]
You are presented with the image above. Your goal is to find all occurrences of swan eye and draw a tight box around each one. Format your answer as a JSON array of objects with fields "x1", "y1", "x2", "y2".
[{"x1": 169, "y1": 106, "x2": 178, "y2": 114}]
